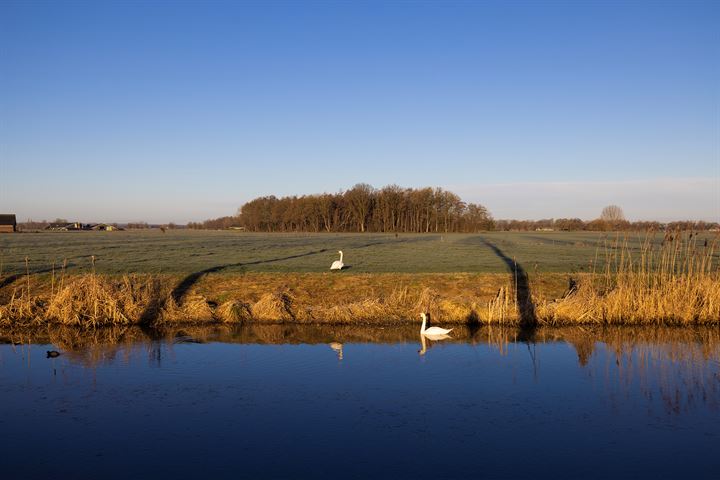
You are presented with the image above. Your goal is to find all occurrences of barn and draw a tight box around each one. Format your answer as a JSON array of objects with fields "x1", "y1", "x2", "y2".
[
  {"x1": 0, "y1": 214, "x2": 17, "y2": 233},
  {"x1": 46, "y1": 222, "x2": 82, "y2": 231}
]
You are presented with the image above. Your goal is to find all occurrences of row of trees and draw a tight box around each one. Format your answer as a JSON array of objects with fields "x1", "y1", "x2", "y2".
[
  {"x1": 494, "y1": 218, "x2": 719, "y2": 232},
  {"x1": 190, "y1": 184, "x2": 495, "y2": 233},
  {"x1": 187, "y1": 216, "x2": 241, "y2": 230},
  {"x1": 494, "y1": 206, "x2": 718, "y2": 231},
  {"x1": 18, "y1": 200, "x2": 718, "y2": 233},
  {"x1": 189, "y1": 197, "x2": 718, "y2": 232}
]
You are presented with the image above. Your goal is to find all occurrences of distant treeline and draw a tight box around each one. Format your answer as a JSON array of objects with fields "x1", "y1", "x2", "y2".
[
  {"x1": 187, "y1": 215, "x2": 719, "y2": 233},
  {"x1": 493, "y1": 219, "x2": 719, "y2": 232},
  {"x1": 187, "y1": 185, "x2": 719, "y2": 233},
  {"x1": 189, "y1": 184, "x2": 494, "y2": 233},
  {"x1": 17, "y1": 185, "x2": 719, "y2": 233}
]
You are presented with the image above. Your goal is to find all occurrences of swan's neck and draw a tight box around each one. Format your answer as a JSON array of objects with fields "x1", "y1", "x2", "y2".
[
  {"x1": 420, "y1": 316, "x2": 426, "y2": 334},
  {"x1": 339, "y1": 251, "x2": 343, "y2": 262}
]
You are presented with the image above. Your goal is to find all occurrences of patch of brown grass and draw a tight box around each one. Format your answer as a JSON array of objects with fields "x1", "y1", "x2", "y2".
[
  {"x1": 251, "y1": 291, "x2": 297, "y2": 322},
  {"x1": 216, "y1": 300, "x2": 252, "y2": 323}
]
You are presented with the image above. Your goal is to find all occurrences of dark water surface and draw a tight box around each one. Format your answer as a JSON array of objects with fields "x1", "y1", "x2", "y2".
[{"x1": 1, "y1": 325, "x2": 718, "y2": 479}]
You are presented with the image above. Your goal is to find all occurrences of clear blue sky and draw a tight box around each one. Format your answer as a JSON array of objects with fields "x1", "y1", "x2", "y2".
[{"x1": 1, "y1": 1, "x2": 718, "y2": 223}]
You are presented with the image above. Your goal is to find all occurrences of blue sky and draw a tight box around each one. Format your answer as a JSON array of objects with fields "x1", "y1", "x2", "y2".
[{"x1": 1, "y1": 1, "x2": 718, "y2": 223}]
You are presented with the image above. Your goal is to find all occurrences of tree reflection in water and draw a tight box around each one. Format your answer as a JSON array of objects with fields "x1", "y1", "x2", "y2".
[{"x1": 1, "y1": 324, "x2": 718, "y2": 414}]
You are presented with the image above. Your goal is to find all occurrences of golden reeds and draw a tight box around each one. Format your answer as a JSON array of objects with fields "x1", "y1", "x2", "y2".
[
  {"x1": 537, "y1": 231, "x2": 719, "y2": 325},
  {"x1": 216, "y1": 300, "x2": 252, "y2": 323}
]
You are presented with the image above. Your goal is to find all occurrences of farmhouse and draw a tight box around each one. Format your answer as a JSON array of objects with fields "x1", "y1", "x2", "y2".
[
  {"x1": 0, "y1": 214, "x2": 17, "y2": 233},
  {"x1": 87, "y1": 223, "x2": 121, "y2": 231},
  {"x1": 46, "y1": 222, "x2": 82, "y2": 231}
]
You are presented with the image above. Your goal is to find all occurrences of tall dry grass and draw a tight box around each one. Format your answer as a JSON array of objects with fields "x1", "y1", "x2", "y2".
[{"x1": 537, "y1": 231, "x2": 719, "y2": 325}]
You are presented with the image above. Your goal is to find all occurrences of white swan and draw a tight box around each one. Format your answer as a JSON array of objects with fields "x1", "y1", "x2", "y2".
[
  {"x1": 420, "y1": 312, "x2": 452, "y2": 336},
  {"x1": 330, "y1": 250, "x2": 344, "y2": 270}
]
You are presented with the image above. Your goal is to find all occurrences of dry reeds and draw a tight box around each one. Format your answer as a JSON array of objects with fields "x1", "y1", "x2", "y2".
[
  {"x1": 537, "y1": 231, "x2": 720, "y2": 325},
  {"x1": 251, "y1": 291, "x2": 297, "y2": 322},
  {"x1": 216, "y1": 300, "x2": 252, "y2": 323}
]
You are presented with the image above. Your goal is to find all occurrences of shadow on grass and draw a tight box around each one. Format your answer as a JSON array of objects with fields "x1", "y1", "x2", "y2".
[
  {"x1": 141, "y1": 238, "x2": 408, "y2": 324},
  {"x1": 167, "y1": 236, "x2": 423, "y2": 307},
  {"x1": 0, "y1": 274, "x2": 30, "y2": 290},
  {"x1": 139, "y1": 248, "x2": 330, "y2": 323},
  {"x1": 0, "y1": 266, "x2": 66, "y2": 290},
  {"x1": 479, "y1": 238, "x2": 537, "y2": 328}
]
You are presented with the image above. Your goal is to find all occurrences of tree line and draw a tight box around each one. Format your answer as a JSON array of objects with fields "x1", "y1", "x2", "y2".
[
  {"x1": 188, "y1": 194, "x2": 719, "y2": 233},
  {"x1": 189, "y1": 184, "x2": 494, "y2": 233},
  {"x1": 494, "y1": 206, "x2": 718, "y2": 231},
  {"x1": 493, "y1": 218, "x2": 719, "y2": 232},
  {"x1": 16, "y1": 195, "x2": 718, "y2": 233}
]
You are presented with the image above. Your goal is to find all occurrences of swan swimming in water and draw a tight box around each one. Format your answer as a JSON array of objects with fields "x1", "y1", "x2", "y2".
[
  {"x1": 420, "y1": 312, "x2": 452, "y2": 336},
  {"x1": 330, "y1": 250, "x2": 344, "y2": 270}
]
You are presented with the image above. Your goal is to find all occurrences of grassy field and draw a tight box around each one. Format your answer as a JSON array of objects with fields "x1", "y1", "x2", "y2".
[{"x1": 2, "y1": 230, "x2": 716, "y2": 276}]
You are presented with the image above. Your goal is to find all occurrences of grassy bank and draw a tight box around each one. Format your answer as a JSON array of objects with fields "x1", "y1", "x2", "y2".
[
  {"x1": 0, "y1": 269, "x2": 717, "y2": 327},
  {"x1": 1, "y1": 231, "x2": 717, "y2": 327},
  {"x1": 0, "y1": 272, "x2": 558, "y2": 326}
]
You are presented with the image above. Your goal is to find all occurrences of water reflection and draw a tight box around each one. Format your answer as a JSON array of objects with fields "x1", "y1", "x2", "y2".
[
  {"x1": 2, "y1": 324, "x2": 718, "y2": 415},
  {"x1": 0, "y1": 324, "x2": 718, "y2": 478},
  {"x1": 418, "y1": 333, "x2": 451, "y2": 356},
  {"x1": 328, "y1": 341, "x2": 343, "y2": 360},
  {"x1": 1, "y1": 324, "x2": 719, "y2": 362}
]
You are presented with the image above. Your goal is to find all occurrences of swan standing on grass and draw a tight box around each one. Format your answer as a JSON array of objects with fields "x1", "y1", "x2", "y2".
[
  {"x1": 330, "y1": 250, "x2": 344, "y2": 270},
  {"x1": 420, "y1": 312, "x2": 452, "y2": 336}
]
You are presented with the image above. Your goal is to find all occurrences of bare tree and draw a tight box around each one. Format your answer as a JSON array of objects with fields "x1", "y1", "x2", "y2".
[
  {"x1": 600, "y1": 205, "x2": 625, "y2": 222},
  {"x1": 344, "y1": 183, "x2": 374, "y2": 233}
]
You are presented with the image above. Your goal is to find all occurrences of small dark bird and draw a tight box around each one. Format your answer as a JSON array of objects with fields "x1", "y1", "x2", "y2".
[{"x1": 46, "y1": 350, "x2": 61, "y2": 358}]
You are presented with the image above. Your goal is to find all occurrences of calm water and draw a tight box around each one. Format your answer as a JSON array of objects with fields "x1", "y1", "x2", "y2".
[{"x1": 1, "y1": 325, "x2": 718, "y2": 479}]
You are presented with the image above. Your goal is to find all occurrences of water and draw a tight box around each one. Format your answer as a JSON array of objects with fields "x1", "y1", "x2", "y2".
[{"x1": 1, "y1": 325, "x2": 718, "y2": 479}]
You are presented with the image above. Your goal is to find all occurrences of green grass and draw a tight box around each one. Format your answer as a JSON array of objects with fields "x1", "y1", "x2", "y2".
[{"x1": 0, "y1": 230, "x2": 717, "y2": 276}]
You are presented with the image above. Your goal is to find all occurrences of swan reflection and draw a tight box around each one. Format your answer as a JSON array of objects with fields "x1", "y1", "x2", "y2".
[
  {"x1": 418, "y1": 332, "x2": 451, "y2": 356},
  {"x1": 329, "y1": 342, "x2": 343, "y2": 360}
]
